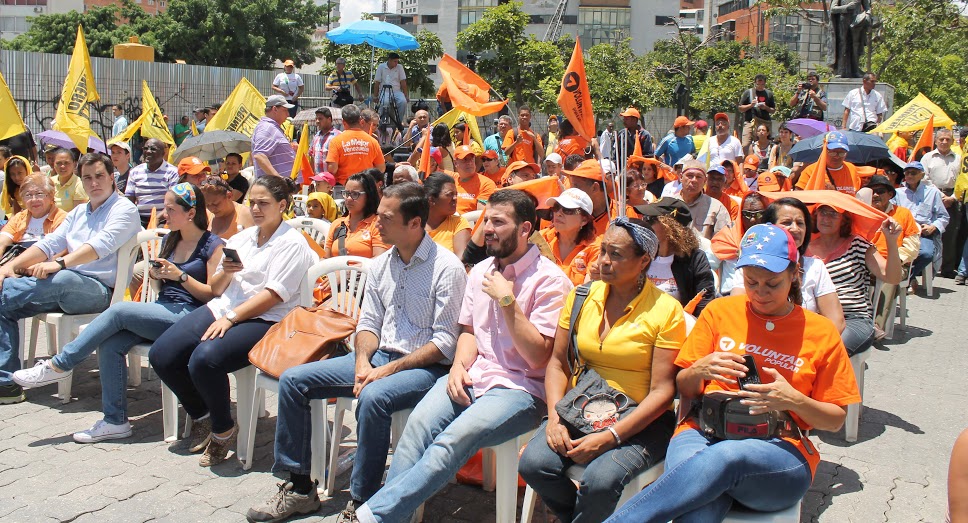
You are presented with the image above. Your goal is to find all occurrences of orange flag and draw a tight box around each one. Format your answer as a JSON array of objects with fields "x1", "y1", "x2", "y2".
[
  {"x1": 683, "y1": 290, "x2": 706, "y2": 315},
  {"x1": 470, "y1": 176, "x2": 564, "y2": 236},
  {"x1": 418, "y1": 127, "x2": 432, "y2": 176},
  {"x1": 463, "y1": 125, "x2": 470, "y2": 146},
  {"x1": 438, "y1": 54, "x2": 507, "y2": 117},
  {"x1": 557, "y1": 38, "x2": 595, "y2": 142},
  {"x1": 911, "y1": 114, "x2": 934, "y2": 161},
  {"x1": 759, "y1": 189, "x2": 889, "y2": 241},
  {"x1": 803, "y1": 135, "x2": 830, "y2": 191},
  {"x1": 146, "y1": 207, "x2": 158, "y2": 230},
  {"x1": 631, "y1": 132, "x2": 643, "y2": 158}
]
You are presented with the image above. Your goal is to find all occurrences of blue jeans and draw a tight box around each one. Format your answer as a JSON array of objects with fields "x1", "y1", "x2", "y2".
[
  {"x1": 605, "y1": 428, "x2": 811, "y2": 523},
  {"x1": 148, "y1": 306, "x2": 273, "y2": 434},
  {"x1": 49, "y1": 301, "x2": 195, "y2": 425},
  {"x1": 911, "y1": 232, "x2": 936, "y2": 280},
  {"x1": 357, "y1": 377, "x2": 544, "y2": 523},
  {"x1": 0, "y1": 270, "x2": 111, "y2": 386},
  {"x1": 272, "y1": 349, "x2": 447, "y2": 502},
  {"x1": 841, "y1": 315, "x2": 874, "y2": 357},
  {"x1": 518, "y1": 412, "x2": 675, "y2": 523}
]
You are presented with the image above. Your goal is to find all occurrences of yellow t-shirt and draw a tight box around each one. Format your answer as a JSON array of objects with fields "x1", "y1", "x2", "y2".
[
  {"x1": 558, "y1": 280, "x2": 686, "y2": 403},
  {"x1": 53, "y1": 174, "x2": 88, "y2": 212},
  {"x1": 428, "y1": 214, "x2": 471, "y2": 254}
]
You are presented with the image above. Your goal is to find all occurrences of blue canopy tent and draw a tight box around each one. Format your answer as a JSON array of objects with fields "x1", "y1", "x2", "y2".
[{"x1": 326, "y1": 20, "x2": 420, "y2": 108}]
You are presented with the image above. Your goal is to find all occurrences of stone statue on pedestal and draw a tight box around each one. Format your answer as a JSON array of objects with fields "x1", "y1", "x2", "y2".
[{"x1": 827, "y1": 0, "x2": 872, "y2": 78}]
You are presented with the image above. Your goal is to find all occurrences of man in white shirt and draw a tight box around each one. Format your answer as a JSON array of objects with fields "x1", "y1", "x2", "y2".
[
  {"x1": 111, "y1": 105, "x2": 128, "y2": 137},
  {"x1": 921, "y1": 128, "x2": 964, "y2": 275},
  {"x1": 696, "y1": 112, "x2": 744, "y2": 166},
  {"x1": 272, "y1": 59, "x2": 305, "y2": 118},
  {"x1": 841, "y1": 73, "x2": 887, "y2": 132},
  {"x1": 373, "y1": 53, "x2": 409, "y2": 124}
]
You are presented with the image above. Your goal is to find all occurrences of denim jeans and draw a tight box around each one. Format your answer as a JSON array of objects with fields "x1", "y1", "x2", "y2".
[
  {"x1": 49, "y1": 301, "x2": 195, "y2": 425},
  {"x1": 518, "y1": 411, "x2": 675, "y2": 523},
  {"x1": 0, "y1": 270, "x2": 111, "y2": 385},
  {"x1": 605, "y1": 428, "x2": 811, "y2": 523},
  {"x1": 356, "y1": 377, "x2": 544, "y2": 523},
  {"x1": 841, "y1": 315, "x2": 874, "y2": 357},
  {"x1": 148, "y1": 306, "x2": 273, "y2": 434},
  {"x1": 272, "y1": 350, "x2": 448, "y2": 502},
  {"x1": 911, "y1": 232, "x2": 936, "y2": 280}
]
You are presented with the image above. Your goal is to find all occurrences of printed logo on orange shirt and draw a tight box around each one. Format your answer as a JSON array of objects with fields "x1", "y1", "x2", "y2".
[{"x1": 718, "y1": 336, "x2": 804, "y2": 373}]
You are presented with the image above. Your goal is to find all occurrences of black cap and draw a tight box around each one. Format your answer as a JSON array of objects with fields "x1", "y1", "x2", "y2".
[
  {"x1": 633, "y1": 197, "x2": 692, "y2": 227},
  {"x1": 866, "y1": 175, "x2": 896, "y2": 197}
]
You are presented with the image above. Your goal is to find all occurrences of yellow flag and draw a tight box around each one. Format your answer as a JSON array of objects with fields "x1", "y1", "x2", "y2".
[
  {"x1": 0, "y1": 71, "x2": 27, "y2": 142},
  {"x1": 190, "y1": 119, "x2": 199, "y2": 136},
  {"x1": 205, "y1": 78, "x2": 265, "y2": 137},
  {"x1": 282, "y1": 119, "x2": 295, "y2": 141},
  {"x1": 433, "y1": 108, "x2": 482, "y2": 145},
  {"x1": 291, "y1": 123, "x2": 313, "y2": 184},
  {"x1": 109, "y1": 81, "x2": 175, "y2": 146},
  {"x1": 697, "y1": 126, "x2": 713, "y2": 169},
  {"x1": 53, "y1": 25, "x2": 101, "y2": 151}
]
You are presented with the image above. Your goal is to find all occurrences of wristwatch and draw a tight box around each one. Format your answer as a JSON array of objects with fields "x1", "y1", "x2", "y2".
[
  {"x1": 225, "y1": 310, "x2": 238, "y2": 324},
  {"x1": 498, "y1": 293, "x2": 515, "y2": 308},
  {"x1": 178, "y1": 272, "x2": 189, "y2": 283},
  {"x1": 55, "y1": 257, "x2": 67, "y2": 270}
]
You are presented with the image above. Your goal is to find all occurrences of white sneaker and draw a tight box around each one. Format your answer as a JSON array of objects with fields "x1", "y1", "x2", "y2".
[
  {"x1": 73, "y1": 420, "x2": 133, "y2": 443},
  {"x1": 12, "y1": 360, "x2": 72, "y2": 389}
]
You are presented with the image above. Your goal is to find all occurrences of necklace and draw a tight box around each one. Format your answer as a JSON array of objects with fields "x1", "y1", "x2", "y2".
[{"x1": 747, "y1": 302, "x2": 795, "y2": 332}]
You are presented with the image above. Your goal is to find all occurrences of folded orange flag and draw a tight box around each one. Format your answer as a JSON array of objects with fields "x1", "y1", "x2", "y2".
[{"x1": 438, "y1": 54, "x2": 507, "y2": 117}]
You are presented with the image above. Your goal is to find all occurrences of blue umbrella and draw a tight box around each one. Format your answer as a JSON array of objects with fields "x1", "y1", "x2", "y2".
[
  {"x1": 789, "y1": 130, "x2": 891, "y2": 165},
  {"x1": 326, "y1": 20, "x2": 419, "y2": 51}
]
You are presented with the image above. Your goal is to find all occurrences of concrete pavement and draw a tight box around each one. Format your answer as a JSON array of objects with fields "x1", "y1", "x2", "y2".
[{"x1": 0, "y1": 277, "x2": 962, "y2": 522}]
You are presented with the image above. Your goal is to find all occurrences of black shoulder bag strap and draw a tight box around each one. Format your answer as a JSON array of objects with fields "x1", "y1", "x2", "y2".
[{"x1": 567, "y1": 282, "x2": 593, "y2": 378}]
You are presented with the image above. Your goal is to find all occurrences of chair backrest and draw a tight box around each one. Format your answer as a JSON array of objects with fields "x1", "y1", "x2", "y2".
[
  {"x1": 683, "y1": 311, "x2": 697, "y2": 336},
  {"x1": 300, "y1": 256, "x2": 370, "y2": 321},
  {"x1": 136, "y1": 228, "x2": 170, "y2": 303},
  {"x1": 462, "y1": 210, "x2": 482, "y2": 229},
  {"x1": 287, "y1": 217, "x2": 331, "y2": 245},
  {"x1": 112, "y1": 229, "x2": 159, "y2": 305},
  {"x1": 292, "y1": 194, "x2": 309, "y2": 216}
]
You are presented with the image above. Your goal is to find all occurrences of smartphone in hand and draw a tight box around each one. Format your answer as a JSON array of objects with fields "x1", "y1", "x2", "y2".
[
  {"x1": 222, "y1": 248, "x2": 242, "y2": 264},
  {"x1": 738, "y1": 355, "x2": 761, "y2": 390}
]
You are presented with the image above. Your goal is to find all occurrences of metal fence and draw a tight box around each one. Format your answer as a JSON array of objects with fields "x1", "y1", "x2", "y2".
[{"x1": 0, "y1": 50, "x2": 328, "y2": 141}]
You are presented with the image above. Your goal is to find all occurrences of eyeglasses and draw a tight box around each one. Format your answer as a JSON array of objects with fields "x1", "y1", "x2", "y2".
[
  {"x1": 742, "y1": 209, "x2": 765, "y2": 221},
  {"x1": 345, "y1": 190, "x2": 364, "y2": 200},
  {"x1": 871, "y1": 187, "x2": 892, "y2": 195},
  {"x1": 482, "y1": 157, "x2": 497, "y2": 162},
  {"x1": 551, "y1": 204, "x2": 581, "y2": 216},
  {"x1": 629, "y1": 182, "x2": 648, "y2": 190},
  {"x1": 817, "y1": 207, "x2": 841, "y2": 218},
  {"x1": 21, "y1": 191, "x2": 47, "y2": 201}
]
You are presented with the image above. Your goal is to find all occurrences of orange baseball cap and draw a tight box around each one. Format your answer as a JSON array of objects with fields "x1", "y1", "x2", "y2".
[
  {"x1": 505, "y1": 160, "x2": 540, "y2": 176},
  {"x1": 674, "y1": 116, "x2": 694, "y2": 128},
  {"x1": 757, "y1": 171, "x2": 781, "y2": 192},
  {"x1": 743, "y1": 155, "x2": 761, "y2": 168},
  {"x1": 177, "y1": 156, "x2": 212, "y2": 176},
  {"x1": 481, "y1": 149, "x2": 499, "y2": 160},
  {"x1": 620, "y1": 107, "x2": 641, "y2": 119},
  {"x1": 714, "y1": 112, "x2": 730, "y2": 122},
  {"x1": 454, "y1": 145, "x2": 477, "y2": 159},
  {"x1": 563, "y1": 159, "x2": 604, "y2": 182}
]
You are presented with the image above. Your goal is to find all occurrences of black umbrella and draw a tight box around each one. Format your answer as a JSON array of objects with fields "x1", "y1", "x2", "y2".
[
  {"x1": 789, "y1": 130, "x2": 890, "y2": 165},
  {"x1": 172, "y1": 130, "x2": 251, "y2": 163}
]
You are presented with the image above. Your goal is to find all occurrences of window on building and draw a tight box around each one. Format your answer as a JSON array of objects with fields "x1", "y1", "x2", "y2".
[
  {"x1": 655, "y1": 16, "x2": 674, "y2": 26},
  {"x1": 422, "y1": 15, "x2": 438, "y2": 24},
  {"x1": 529, "y1": 15, "x2": 547, "y2": 24},
  {"x1": 579, "y1": 7, "x2": 631, "y2": 47},
  {"x1": 562, "y1": 15, "x2": 577, "y2": 25},
  {"x1": 1, "y1": 0, "x2": 48, "y2": 4},
  {"x1": 427, "y1": 64, "x2": 437, "y2": 74},
  {"x1": 718, "y1": 0, "x2": 751, "y2": 18}
]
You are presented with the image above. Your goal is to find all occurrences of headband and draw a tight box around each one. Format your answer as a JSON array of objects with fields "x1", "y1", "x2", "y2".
[
  {"x1": 171, "y1": 182, "x2": 196, "y2": 208},
  {"x1": 611, "y1": 217, "x2": 658, "y2": 259}
]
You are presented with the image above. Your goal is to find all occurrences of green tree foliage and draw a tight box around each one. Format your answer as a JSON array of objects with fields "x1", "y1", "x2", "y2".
[
  {"x1": 2, "y1": 0, "x2": 329, "y2": 69},
  {"x1": 320, "y1": 30, "x2": 443, "y2": 98},
  {"x1": 455, "y1": 1, "x2": 564, "y2": 107}
]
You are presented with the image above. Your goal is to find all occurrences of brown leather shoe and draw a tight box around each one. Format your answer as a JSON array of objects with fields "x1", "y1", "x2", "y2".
[{"x1": 185, "y1": 417, "x2": 212, "y2": 453}]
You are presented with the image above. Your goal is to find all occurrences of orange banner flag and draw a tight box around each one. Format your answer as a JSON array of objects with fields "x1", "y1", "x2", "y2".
[
  {"x1": 557, "y1": 38, "x2": 596, "y2": 142},
  {"x1": 911, "y1": 114, "x2": 934, "y2": 161},
  {"x1": 803, "y1": 136, "x2": 830, "y2": 191},
  {"x1": 418, "y1": 128, "x2": 432, "y2": 176},
  {"x1": 438, "y1": 54, "x2": 508, "y2": 117}
]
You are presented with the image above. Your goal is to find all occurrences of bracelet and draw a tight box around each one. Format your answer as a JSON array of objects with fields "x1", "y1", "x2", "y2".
[{"x1": 607, "y1": 426, "x2": 622, "y2": 446}]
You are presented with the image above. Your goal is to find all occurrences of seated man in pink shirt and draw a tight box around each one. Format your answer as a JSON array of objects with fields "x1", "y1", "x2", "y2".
[{"x1": 351, "y1": 189, "x2": 573, "y2": 523}]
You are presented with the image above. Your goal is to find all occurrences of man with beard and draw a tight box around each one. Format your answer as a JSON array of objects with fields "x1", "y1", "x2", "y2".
[
  {"x1": 349, "y1": 188, "x2": 572, "y2": 523},
  {"x1": 124, "y1": 138, "x2": 179, "y2": 227}
]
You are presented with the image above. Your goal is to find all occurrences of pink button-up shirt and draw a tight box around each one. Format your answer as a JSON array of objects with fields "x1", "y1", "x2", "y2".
[{"x1": 459, "y1": 245, "x2": 573, "y2": 401}]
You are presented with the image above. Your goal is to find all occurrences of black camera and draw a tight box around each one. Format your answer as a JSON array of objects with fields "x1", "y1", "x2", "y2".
[{"x1": 800, "y1": 82, "x2": 812, "y2": 91}]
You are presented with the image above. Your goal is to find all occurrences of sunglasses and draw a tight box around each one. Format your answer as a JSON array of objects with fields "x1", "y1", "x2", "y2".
[
  {"x1": 742, "y1": 209, "x2": 765, "y2": 221},
  {"x1": 345, "y1": 190, "x2": 364, "y2": 200},
  {"x1": 482, "y1": 157, "x2": 497, "y2": 162},
  {"x1": 871, "y1": 186, "x2": 892, "y2": 195},
  {"x1": 551, "y1": 204, "x2": 581, "y2": 216}
]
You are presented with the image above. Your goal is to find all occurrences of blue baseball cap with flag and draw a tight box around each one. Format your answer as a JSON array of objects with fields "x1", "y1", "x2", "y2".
[
  {"x1": 825, "y1": 131, "x2": 850, "y2": 151},
  {"x1": 904, "y1": 161, "x2": 925, "y2": 172},
  {"x1": 736, "y1": 224, "x2": 800, "y2": 273}
]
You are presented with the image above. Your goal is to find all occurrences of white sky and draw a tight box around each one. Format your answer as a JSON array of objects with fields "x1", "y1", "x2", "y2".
[{"x1": 340, "y1": 0, "x2": 398, "y2": 23}]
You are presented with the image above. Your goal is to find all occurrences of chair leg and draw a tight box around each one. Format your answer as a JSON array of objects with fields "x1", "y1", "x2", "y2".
[
  {"x1": 923, "y1": 269, "x2": 934, "y2": 297},
  {"x1": 520, "y1": 485, "x2": 539, "y2": 523},
  {"x1": 243, "y1": 385, "x2": 264, "y2": 471},
  {"x1": 45, "y1": 323, "x2": 57, "y2": 357},
  {"x1": 390, "y1": 408, "x2": 412, "y2": 451},
  {"x1": 481, "y1": 447, "x2": 496, "y2": 492},
  {"x1": 326, "y1": 397, "x2": 353, "y2": 497},
  {"x1": 493, "y1": 438, "x2": 521, "y2": 523},
  {"x1": 845, "y1": 355, "x2": 867, "y2": 443},
  {"x1": 233, "y1": 366, "x2": 256, "y2": 465},
  {"x1": 55, "y1": 320, "x2": 72, "y2": 404},
  {"x1": 899, "y1": 287, "x2": 907, "y2": 329},
  {"x1": 310, "y1": 399, "x2": 328, "y2": 484},
  {"x1": 161, "y1": 381, "x2": 180, "y2": 442},
  {"x1": 25, "y1": 318, "x2": 40, "y2": 368},
  {"x1": 127, "y1": 353, "x2": 143, "y2": 387},
  {"x1": 884, "y1": 293, "x2": 897, "y2": 340}
]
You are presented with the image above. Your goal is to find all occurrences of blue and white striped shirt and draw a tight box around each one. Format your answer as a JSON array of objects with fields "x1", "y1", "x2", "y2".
[{"x1": 125, "y1": 161, "x2": 179, "y2": 219}]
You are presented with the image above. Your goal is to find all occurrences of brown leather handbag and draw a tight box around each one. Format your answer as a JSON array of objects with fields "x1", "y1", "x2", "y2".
[{"x1": 248, "y1": 306, "x2": 357, "y2": 378}]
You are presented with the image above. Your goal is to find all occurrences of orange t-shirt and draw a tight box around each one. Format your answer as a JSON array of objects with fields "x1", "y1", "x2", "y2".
[
  {"x1": 482, "y1": 166, "x2": 506, "y2": 186},
  {"x1": 0, "y1": 207, "x2": 67, "y2": 243},
  {"x1": 324, "y1": 214, "x2": 388, "y2": 258},
  {"x1": 872, "y1": 204, "x2": 919, "y2": 259},
  {"x1": 502, "y1": 128, "x2": 543, "y2": 164},
  {"x1": 714, "y1": 193, "x2": 740, "y2": 222},
  {"x1": 454, "y1": 173, "x2": 497, "y2": 215},
  {"x1": 674, "y1": 295, "x2": 861, "y2": 478},
  {"x1": 556, "y1": 136, "x2": 590, "y2": 158},
  {"x1": 539, "y1": 227, "x2": 600, "y2": 286},
  {"x1": 795, "y1": 161, "x2": 861, "y2": 195},
  {"x1": 592, "y1": 201, "x2": 638, "y2": 236},
  {"x1": 325, "y1": 129, "x2": 384, "y2": 185}
]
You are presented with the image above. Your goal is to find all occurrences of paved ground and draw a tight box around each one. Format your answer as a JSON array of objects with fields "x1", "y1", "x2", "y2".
[{"x1": 0, "y1": 278, "x2": 962, "y2": 522}]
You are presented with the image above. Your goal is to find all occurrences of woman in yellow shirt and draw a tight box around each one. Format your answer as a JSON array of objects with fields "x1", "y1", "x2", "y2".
[
  {"x1": 519, "y1": 217, "x2": 685, "y2": 523},
  {"x1": 423, "y1": 172, "x2": 470, "y2": 259}
]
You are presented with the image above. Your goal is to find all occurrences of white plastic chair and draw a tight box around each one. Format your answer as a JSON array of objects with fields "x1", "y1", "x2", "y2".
[
  {"x1": 238, "y1": 256, "x2": 369, "y2": 494},
  {"x1": 844, "y1": 349, "x2": 871, "y2": 443},
  {"x1": 22, "y1": 231, "x2": 143, "y2": 404},
  {"x1": 723, "y1": 500, "x2": 802, "y2": 522},
  {"x1": 292, "y1": 194, "x2": 309, "y2": 217},
  {"x1": 462, "y1": 210, "x2": 482, "y2": 229},
  {"x1": 286, "y1": 217, "x2": 331, "y2": 246}
]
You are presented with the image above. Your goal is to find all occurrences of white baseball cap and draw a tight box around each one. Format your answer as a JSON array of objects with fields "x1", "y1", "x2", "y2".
[
  {"x1": 599, "y1": 159, "x2": 617, "y2": 174},
  {"x1": 110, "y1": 141, "x2": 131, "y2": 153},
  {"x1": 544, "y1": 187, "x2": 593, "y2": 216},
  {"x1": 545, "y1": 153, "x2": 563, "y2": 165}
]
